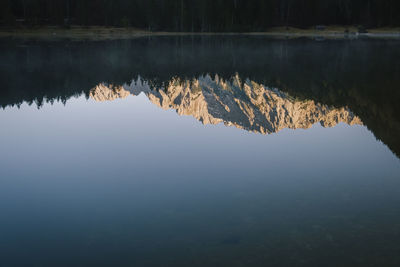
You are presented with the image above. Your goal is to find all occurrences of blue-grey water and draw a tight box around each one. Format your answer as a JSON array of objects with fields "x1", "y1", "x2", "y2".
[{"x1": 0, "y1": 36, "x2": 399, "y2": 266}]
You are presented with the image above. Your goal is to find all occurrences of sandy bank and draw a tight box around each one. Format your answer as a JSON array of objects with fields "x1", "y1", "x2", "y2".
[{"x1": 1, "y1": 26, "x2": 400, "y2": 40}]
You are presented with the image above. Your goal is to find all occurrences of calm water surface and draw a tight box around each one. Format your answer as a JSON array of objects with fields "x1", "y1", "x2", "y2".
[{"x1": 0, "y1": 36, "x2": 400, "y2": 266}]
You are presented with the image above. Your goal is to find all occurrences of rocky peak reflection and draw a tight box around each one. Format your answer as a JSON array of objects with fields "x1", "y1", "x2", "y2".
[
  {"x1": 90, "y1": 75, "x2": 362, "y2": 135},
  {"x1": 2, "y1": 37, "x2": 398, "y2": 157}
]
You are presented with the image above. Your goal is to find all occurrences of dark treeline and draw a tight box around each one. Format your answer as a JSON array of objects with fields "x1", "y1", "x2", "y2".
[{"x1": 1, "y1": 0, "x2": 400, "y2": 31}]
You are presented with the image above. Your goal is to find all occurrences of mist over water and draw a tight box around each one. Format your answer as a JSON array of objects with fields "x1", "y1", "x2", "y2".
[{"x1": 0, "y1": 36, "x2": 400, "y2": 266}]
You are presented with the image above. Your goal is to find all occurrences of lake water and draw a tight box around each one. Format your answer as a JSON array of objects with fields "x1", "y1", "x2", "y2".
[{"x1": 0, "y1": 36, "x2": 399, "y2": 267}]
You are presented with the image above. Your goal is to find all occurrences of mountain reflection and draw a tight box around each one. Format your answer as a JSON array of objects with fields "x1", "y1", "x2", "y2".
[
  {"x1": 90, "y1": 75, "x2": 362, "y2": 134},
  {"x1": 1, "y1": 36, "x2": 399, "y2": 157}
]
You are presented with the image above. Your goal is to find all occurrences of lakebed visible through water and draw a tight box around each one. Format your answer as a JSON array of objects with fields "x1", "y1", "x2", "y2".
[{"x1": 0, "y1": 36, "x2": 399, "y2": 266}]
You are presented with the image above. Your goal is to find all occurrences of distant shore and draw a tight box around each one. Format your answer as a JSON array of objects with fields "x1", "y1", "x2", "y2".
[{"x1": 1, "y1": 26, "x2": 400, "y2": 40}]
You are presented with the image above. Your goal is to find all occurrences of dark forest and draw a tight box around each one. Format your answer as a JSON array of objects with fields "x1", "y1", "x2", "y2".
[{"x1": 1, "y1": 0, "x2": 400, "y2": 31}]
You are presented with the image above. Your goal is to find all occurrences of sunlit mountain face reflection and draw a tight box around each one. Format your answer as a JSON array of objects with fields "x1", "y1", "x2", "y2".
[
  {"x1": 1, "y1": 36, "x2": 399, "y2": 156},
  {"x1": 90, "y1": 76, "x2": 362, "y2": 134},
  {"x1": 1, "y1": 37, "x2": 400, "y2": 267}
]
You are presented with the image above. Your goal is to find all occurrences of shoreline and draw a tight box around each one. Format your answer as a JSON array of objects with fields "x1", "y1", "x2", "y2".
[{"x1": 1, "y1": 26, "x2": 400, "y2": 40}]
